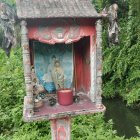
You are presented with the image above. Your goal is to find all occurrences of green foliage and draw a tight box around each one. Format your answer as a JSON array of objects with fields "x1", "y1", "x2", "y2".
[
  {"x1": 136, "y1": 126, "x2": 140, "y2": 137},
  {"x1": 101, "y1": 0, "x2": 140, "y2": 107},
  {"x1": 0, "y1": 49, "x2": 51, "y2": 140},
  {"x1": 0, "y1": 0, "x2": 16, "y2": 6},
  {"x1": 72, "y1": 114, "x2": 125, "y2": 140},
  {"x1": 0, "y1": 0, "x2": 140, "y2": 139},
  {"x1": 0, "y1": 48, "x2": 139, "y2": 140},
  {"x1": 92, "y1": 0, "x2": 140, "y2": 107},
  {"x1": 0, "y1": 48, "x2": 24, "y2": 134}
]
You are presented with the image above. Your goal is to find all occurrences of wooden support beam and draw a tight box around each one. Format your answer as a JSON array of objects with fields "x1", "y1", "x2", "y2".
[
  {"x1": 90, "y1": 34, "x2": 96, "y2": 103},
  {"x1": 50, "y1": 117, "x2": 71, "y2": 140},
  {"x1": 96, "y1": 20, "x2": 103, "y2": 108},
  {"x1": 21, "y1": 20, "x2": 34, "y2": 117}
]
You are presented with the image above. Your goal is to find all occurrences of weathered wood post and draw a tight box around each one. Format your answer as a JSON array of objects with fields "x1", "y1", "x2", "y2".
[
  {"x1": 21, "y1": 20, "x2": 34, "y2": 117},
  {"x1": 51, "y1": 118, "x2": 71, "y2": 140},
  {"x1": 96, "y1": 20, "x2": 103, "y2": 108},
  {"x1": 90, "y1": 30, "x2": 97, "y2": 103},
  {"x1": 90, "y1": 19, "x2": 103, "y2": 109}
]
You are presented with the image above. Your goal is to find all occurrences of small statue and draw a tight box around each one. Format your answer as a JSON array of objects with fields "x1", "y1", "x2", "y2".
[
  {"x1": 101, "y1": 3, "x2": 120, "y2": 45},
  {"x1": 51, "y1": 60, "x2": 64, "y2": 89},
  {"x1": 49, "y1": 97, "x2": 57, "y2": 106},
  {"x1": 31, "y1": 67, "x2": 38, "y2": 85},
  {"x1": 73, "y1": 95, "x2": 80, "y2": 103},
  {"x1": 31, "y1": 67, "x2": 46, "y2": 95}
]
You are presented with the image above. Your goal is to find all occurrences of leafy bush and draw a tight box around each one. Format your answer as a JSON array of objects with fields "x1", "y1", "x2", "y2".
[
  {"x1": 0, "y1": 0, "x2": 16, "y2": 6},
  {"x1": 72, "y1": 114, "x2": 125, "y2": 140},
  {"x1": 0, "y1": 48, "x2": 139, "y2": 140},
  {"x1": 94, "y1": 0, "x2": 140, "y2": 107}
]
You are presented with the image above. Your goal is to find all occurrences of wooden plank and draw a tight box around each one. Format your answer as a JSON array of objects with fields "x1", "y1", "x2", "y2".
[
  {"x1": 51, "y1": 118, "x2": 71, "y2": 140},
  {"x1": 96, "y1": 20, "x2": 103, "y2": 108},
  {"x1": 23, "y1": 93, "x2": 105, "y2": 122},
  {"x1": 21, "y1": 20, "x2": 34, "y2": 117}
]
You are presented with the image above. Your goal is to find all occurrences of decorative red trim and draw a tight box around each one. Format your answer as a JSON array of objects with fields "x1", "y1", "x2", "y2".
[{"x1": 28, "y1": 19, "x2": 96, "y2": 44}]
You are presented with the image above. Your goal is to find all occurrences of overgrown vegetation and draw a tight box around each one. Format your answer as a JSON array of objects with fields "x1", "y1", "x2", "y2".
[
  {"x1": 0, "y1": 50, "x2": 139, "y2": 139},
  {"x1": 0, "y1": 48, "x2": 129, "y2": 140},
  {"x1": 93, "y1": 0, "x2": 140, "y2": 107},
  {"x1": 0, "y1": 0, "x2": 140, "y2": 140},
  {"x1": 0, "y1": 0, "x2": 16, "y2": 6}
]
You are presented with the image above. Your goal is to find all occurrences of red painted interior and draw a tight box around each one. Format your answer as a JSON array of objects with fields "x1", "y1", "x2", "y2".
[
  {"x1": 82, "y1": 37, "x2": 91, "y2": 92},
  {"x1": 74, "y1": 41, "x2": 83, "y2": 91},
  {"x1": 74, "y1": 36, "x2": 91, "y2": 93}
]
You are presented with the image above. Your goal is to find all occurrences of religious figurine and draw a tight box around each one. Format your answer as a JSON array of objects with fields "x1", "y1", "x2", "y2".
[
  {"x1": 51, "y1": 59, "x2": 64, "y2": 89},
  {"x1": 43, "y1": 55, "x2": 56, "y2": 83},
  {"x1": 31, "y1": 67, "x2": 38, "y2": 85},
  {"x1": 31, "y1": 67, "x2": 45, "y2": 109},
  {"x1": 31, "y1": 67, "x2": 46, "y2": 95}
]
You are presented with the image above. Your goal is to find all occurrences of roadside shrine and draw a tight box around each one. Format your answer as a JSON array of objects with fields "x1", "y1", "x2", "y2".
[{"x1": 16, "y1": 0, "x2": 106, "y2": 139}]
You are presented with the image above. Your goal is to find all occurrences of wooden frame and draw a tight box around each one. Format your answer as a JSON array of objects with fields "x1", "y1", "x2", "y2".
[{"x1": 21, "y1": 18, "x2": 105, "y2": 140}]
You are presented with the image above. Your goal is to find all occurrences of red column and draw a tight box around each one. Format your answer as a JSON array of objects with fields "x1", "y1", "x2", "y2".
[{"x1": 50, "y1": 117, "x2": 71, "y2": 140}]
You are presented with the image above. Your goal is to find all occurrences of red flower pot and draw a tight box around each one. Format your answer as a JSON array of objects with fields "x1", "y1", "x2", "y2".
[{"x1": 57, "y1": 89, "x2": 73, "y2": 106}]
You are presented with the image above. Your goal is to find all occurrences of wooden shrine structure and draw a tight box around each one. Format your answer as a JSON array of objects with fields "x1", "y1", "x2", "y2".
[{"x1": 16, "y1": 0, "x2": 105, "y2": 139}]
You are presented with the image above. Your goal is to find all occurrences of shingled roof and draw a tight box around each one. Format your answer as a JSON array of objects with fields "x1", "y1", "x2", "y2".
[{"x1": 16, "y1": 0, "x2": 100, "y2": 19}]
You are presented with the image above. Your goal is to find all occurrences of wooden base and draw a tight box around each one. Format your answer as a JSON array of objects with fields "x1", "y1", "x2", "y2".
[
  {"x1": 23, "y1": 92, "x2": 106, "y2": 122},
  {"x1": 51, "y1": 118, "x2": 71, "y2": 140}
]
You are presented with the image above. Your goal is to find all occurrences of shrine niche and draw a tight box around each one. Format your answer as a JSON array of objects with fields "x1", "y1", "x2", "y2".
[
  {"x1": 33, "y1": 42, "x2": 73, "y2": 92},
  {"x1": 16, "y1": 0, "x2": 106, "y2": 139}
]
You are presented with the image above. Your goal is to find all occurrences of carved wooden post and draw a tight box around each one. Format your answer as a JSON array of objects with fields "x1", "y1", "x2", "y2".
[
  {"x1": 90, "y1": 35, "x2": 96, "y2": 103},
  {"x1": 96, "y1": 19, "x2": 103, "y2": 108},
  {"x1": 50, "y1": 118, "x2": 71, "y2": 140},
  {"x1": 21, "y1": 20, "x2": 34, "y2": 117}
]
